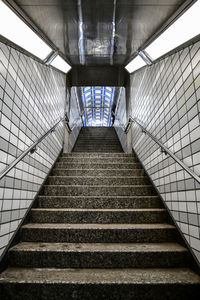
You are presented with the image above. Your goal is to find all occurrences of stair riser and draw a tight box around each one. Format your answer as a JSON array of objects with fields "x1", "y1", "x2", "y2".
[
  {"x1": 73, "y1": 149, "x2": 123, "y2": 152},
  {"x1": 42, "y1": 186, "x2": 156, "y2": 196},
  {"x1": 73, "y1": 145, "x2": 122, "y2": 148},
  {"x1": 1, "y1": 283, "x2": 200, "y2": 300},
  {"x1": 75, "y1": 141, "x2": 121, "y2": 145},
  {"x1": 52, "y1": 169, "x2": 145, "y2": 176},
  {"x1": 37, "y1": 197, "x2": 162, "y2": 209},
  {"x1": 55, "y1": 163, "x2": 142, "y2": 169},
  {"x1": 47, "y1": 177, "x2": 150, "y2": 186},
  {"x1": 21, "y1": 228, "x2": 177, "y2": 243},
  {"x1": 58, "y1": 157, "x2": 138, "y2": 163},
  {"x1": 62, "y1": 153, "x2": 134, "y2": 157},
  {"x1": 9, "y1": 251, "x2": 189, "y2": 268},
  {"x1": 31, "y1": 210, "x2": 168, "y2": 224},
  {"x1": 73, "y1": 149, "x2": 123, "y2": 153}
]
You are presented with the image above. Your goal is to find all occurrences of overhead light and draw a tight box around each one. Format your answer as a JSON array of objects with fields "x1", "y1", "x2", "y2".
[
  {"x1": 50, "y1": 55, "x2": 71, "y2": 73},
  {"x1": 145, "y1": 0, "x2": 200, "y2": 60},
  {"x1": 0, "y1": 0, "x2": 52, "y2": 60},
  {"x1": 125, "y1": 55, "x2": 147, "y2": 73}
]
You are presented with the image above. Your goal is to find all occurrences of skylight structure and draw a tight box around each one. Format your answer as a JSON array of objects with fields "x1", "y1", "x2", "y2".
[{"x1": 81, "y1": 87, "x2": 115, "y2": 127}]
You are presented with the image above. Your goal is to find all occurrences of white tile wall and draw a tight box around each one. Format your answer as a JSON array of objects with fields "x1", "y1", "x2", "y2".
[
  {"x1": 114, "y1": 87, "x2": 127, "y2": 152},
  {"x1": 69, "y1": 87, "x2": 82, "y2": 152},
  {"x1": 0, "y1": 41, "x2": 66, "y2": 259},
  {"x1": 128, "y1": 40, "x2": 200, "y2": 264}
]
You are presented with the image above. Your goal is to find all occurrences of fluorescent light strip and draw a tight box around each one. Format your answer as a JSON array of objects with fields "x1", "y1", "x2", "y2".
[
  {"x1": 125, "y1": 55, "x2": 147, "y2": 73},
  {"x1": 0, "y1": 0, "x2": 52, "y2": 60},
  {"x1": 50, "y1": 55, "x2": 71, "y2": 73},
  {"x1": 145, "y1": 0, "x2": 200, "y2": 60}
]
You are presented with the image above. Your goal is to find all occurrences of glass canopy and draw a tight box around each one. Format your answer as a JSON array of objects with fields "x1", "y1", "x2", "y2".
[{"x1": 81, "y1": 86, "x2": 115, "y2": 126}]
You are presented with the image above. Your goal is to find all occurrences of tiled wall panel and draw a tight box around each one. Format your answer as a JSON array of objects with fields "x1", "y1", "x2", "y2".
[
  {"x1": 114, "y1": 88, "x2": 127, "y2": 152},
  {"x1": 129, "y1": 40, "x2": 200, "y2": 264},
  {"x1": 69, "y1": 87, "x2": 82, "y2": 152},
  {"x1": 0, "y1": 42, "x2": 66, "y2": 259}
]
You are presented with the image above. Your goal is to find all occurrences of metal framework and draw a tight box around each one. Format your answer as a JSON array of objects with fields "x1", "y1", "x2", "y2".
[{"x1": 81, "y1": 86, "x2": 115, "y2": 126}]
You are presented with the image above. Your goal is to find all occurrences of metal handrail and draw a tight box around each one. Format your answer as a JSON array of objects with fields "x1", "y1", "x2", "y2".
[
  {"x1": 125, "y1": 116, "x2": 200, "y2": 185},
  {"x1": 0, "y1": 117, "x2": 64, "y2": 181}
]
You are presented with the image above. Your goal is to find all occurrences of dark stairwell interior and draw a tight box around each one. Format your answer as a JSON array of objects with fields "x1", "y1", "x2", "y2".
[{"x1": 0, "y1": 127, "x2": 200, "y2": 299}]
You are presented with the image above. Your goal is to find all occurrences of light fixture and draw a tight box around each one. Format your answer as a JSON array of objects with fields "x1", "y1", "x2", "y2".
[
  {"x1": 50, "y1": 55, "x2": 71, "y2": 73},
  {"x1": 0, "y1": 0, "x2": 52, "y2": 60},
  {"x1": 145, "y1": 0, "x2": 200, "y2": 60},
  {"x1": 125, "y1": 55, "x2": 147, "y2": 73}
]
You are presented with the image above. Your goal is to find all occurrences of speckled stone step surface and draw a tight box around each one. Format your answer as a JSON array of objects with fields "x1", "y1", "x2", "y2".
[
  {"x1": 37, "y1": 196, "x2": 162, "y2": 209},
  {"x1": 52, "y1": 168, "x2": 145, "y2": 176},
  {"x1": 30, "y1": 208, "x2": 168, "y2": 224},
  {"x1": 9, "y1": 242, "x2": 189, "y2": 268},
  {"x1": 58, "y1": 156, "x2": 138, "y2": 163},
  {"x1": 0, "y1": 268, "x2": 200, "y2": 300},
  {"x1": 1, "y1": 127, "x2": 200, "y2": 299},
  {"x1": 47, "y1": 176, "x2": 150, "y2": 185},
  {"x1": 55, "y1": 162, "x2": 142, "y2": 169},
  {"x1": 21, "y1": 223, "x2": 178, "y2": 243},
  {"x1": 73, "y1": 128, "x2": 123, "y2": 153},
  {"x1": 61, "y1": 152, "x2": 133, "y2": 157},
  {"x1": 73, "y1": 148, "x2": 123, "y2": 152},
  {"x1": 42, "y1": 185, "x2": 156, "y2": 196}
]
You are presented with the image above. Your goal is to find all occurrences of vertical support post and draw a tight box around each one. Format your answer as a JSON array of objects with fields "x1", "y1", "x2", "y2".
[
  {"x1": 126, "y1": 128, "x2": 132, "y2": 153},
  {"x1": 125, "y1": 77, "x2": 132, "y2": 153},
  {"x1": 63, "y1": 126, "x2": 70, "y2": 153}
]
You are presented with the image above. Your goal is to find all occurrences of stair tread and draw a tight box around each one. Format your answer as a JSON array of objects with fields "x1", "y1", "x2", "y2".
[
  {"x1": 38, "y1": 195, "x2": 159, "y2": 199},
  {"x1": 43, "y1": 184, "x2": 153, "y2": 187},
  {"x1": 31, "y1": 208, "x2": 166, "y2": 212},
  {"x1": 53, "y1": 168, "x2": 141, "y2": 171},
  {"x1": 1, "y1": 267, "x2": 199, "y2": 284},
  {"x1": 10, "y1": 242, "x2": 187, "y2": 253},
  {"x1": 63, "y1": 152, "x2": 129, "y2": 155},
  {"x1": 23, "y1": 223, "x2": 174, "y2": 229},
  {"x1": 56, "y1": 162, "x2": 139, "y2": 165},
  {"x1": 48, "y1": 176, "x2": 147, "y2": 178}
]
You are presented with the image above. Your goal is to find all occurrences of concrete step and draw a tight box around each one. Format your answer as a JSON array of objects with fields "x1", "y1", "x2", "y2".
[
  {"x1": 73, "y1": 148, "x2": 123, "y2": 152},
  {"x1": 61, "y1": 152, "x2": 134, "y2": 157},
  {"x1": 9, "y1": 242, "x2": 189, "y2": 268},
  {"x1": 30, "y1": 208, "x2": 168, "y2": 224},
  {"x1": 75, "y1": 138, "x2": 120, "y2": 141},
  {"x1": 21, "y1": 223, "x2": 177, "y2": 243},
  {"x1": 47, "y1": 176, "x2": 150, "y2": 186},
  {"x1": 1, "y1": 267, "x2": 199, "y2": 300},
  {"x1": 55, "y1": 162, "x2": 142, "y2": 169},
  {"x1": 37, "y1": 195, "x2": 162, "y2": 209},
  {"x1": 52, "y1": 168, "x2": 145, "y2": 177},
  {"x1": 42, "y1": 185, "x2": 156, "y2": 196},
  {"x1": 58, "y1": 157, "x2": 138, "y2": 163},
  {"x1": 73, "y1": 149, "x2": 123, "y2": 153},
  {"x1": 74, "y1": 140, "x2": 121, "y2": 144},
  {"x1": 73, "y1": 144, "x2": 122, "y2": 148}
]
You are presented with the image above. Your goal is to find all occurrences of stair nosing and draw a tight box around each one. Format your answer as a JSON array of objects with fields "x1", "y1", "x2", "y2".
[
  {"x1": 1, "y1": 267, "x2": 199, "y2": 285},
  {"x1": 31, "y1": 208, "x2": 166, "y2": 212},
  {"x1": 9, "y1": 242, "x2": 187, "y2": 253},
  {"x1": 22, "y1": 223, "x2": 175, "y2": 229}
]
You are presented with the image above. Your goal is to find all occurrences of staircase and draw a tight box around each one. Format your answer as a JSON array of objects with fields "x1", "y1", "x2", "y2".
[{"x1": 0, "y1": 127, "x2": 200, "y2": 299}]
